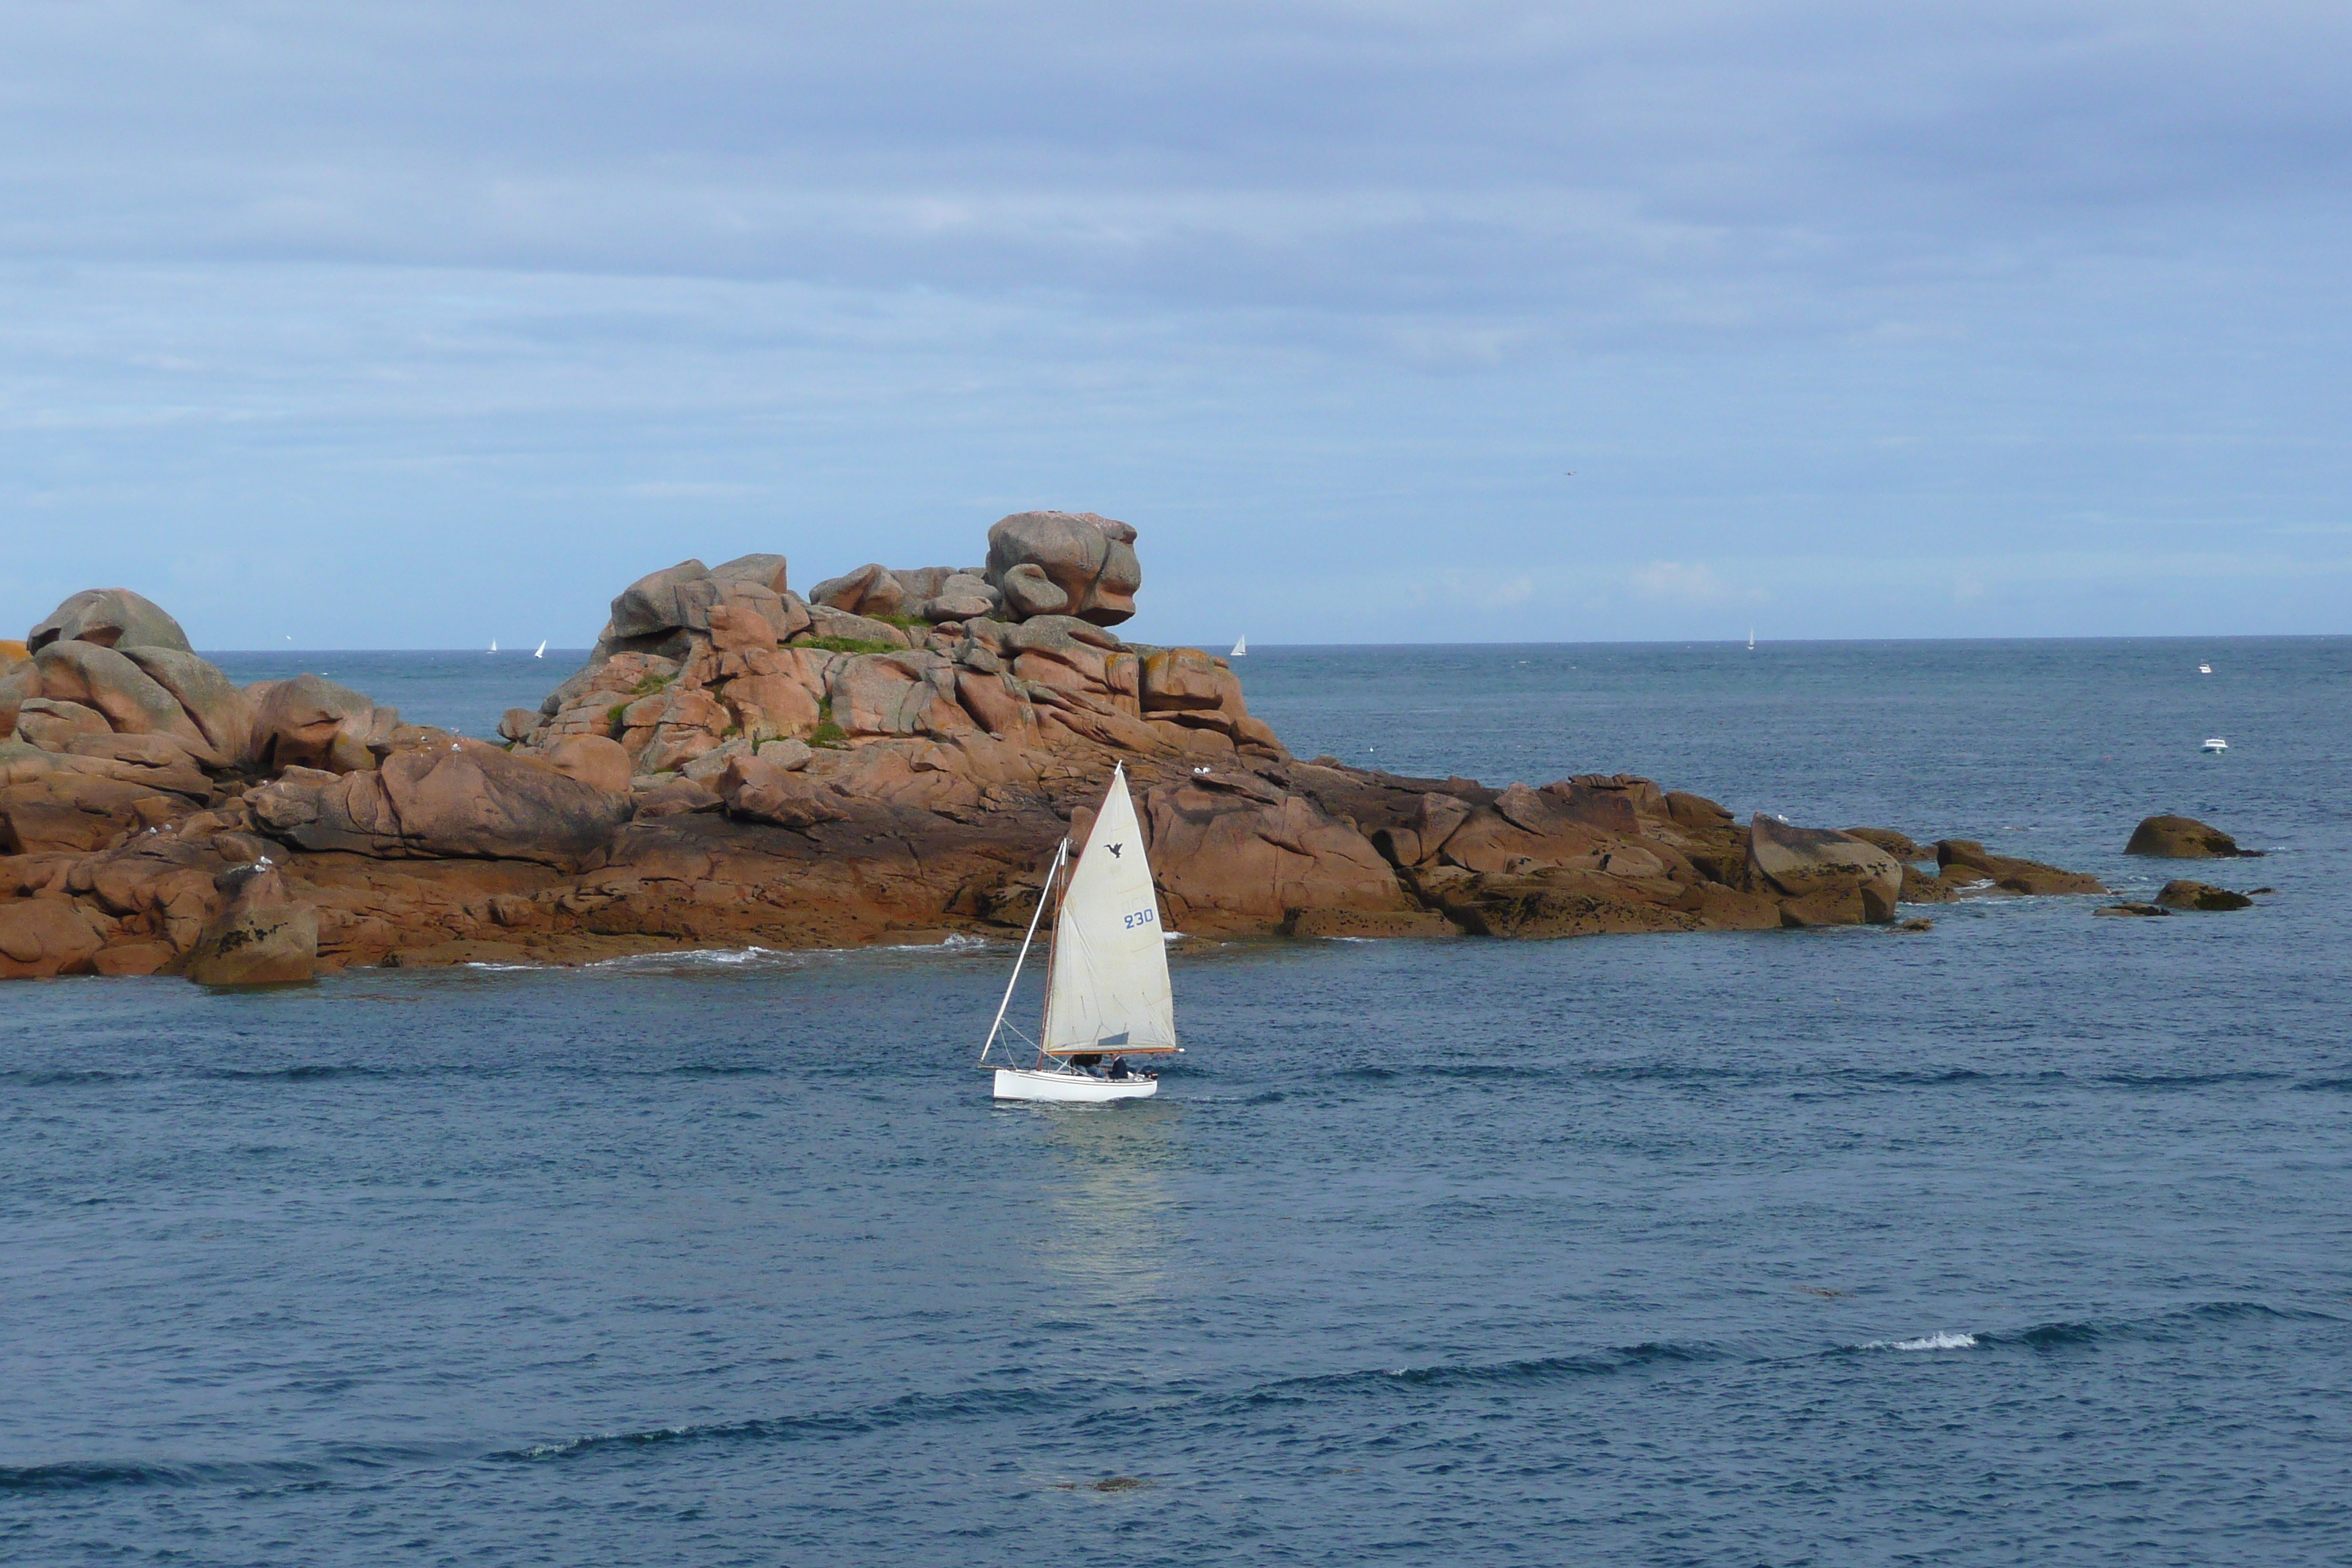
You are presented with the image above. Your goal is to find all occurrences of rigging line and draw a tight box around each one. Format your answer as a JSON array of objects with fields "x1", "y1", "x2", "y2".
[
  {"x1": 980, "y1": 838, "x2": 1066, "y2": 1066},
  {"x1": 1037, "y1": 838, "x2": 1068, "y2": 1068}
]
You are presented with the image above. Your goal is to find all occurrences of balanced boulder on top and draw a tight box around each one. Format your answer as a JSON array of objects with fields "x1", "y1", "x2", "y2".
[
  {"x1": 27, "y1": 588, "x2": 192, "y2": 655},
  {"x1": 984, "y1": 511, "x2": 1142, "y2": 626}
]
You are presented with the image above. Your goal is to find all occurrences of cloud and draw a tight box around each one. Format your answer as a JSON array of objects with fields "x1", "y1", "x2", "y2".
[
  {"x1": 1, "y1": 2, "x2": 2349, "y2": 644},
  {"x1": 1629, "y1": 561, "x2": 1760, "y2": 605}
]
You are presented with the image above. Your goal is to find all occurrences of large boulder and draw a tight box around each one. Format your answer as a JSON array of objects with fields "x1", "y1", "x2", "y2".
[
  {"x1": 540, "y1": 734, "x2": 633, "y2": 794},
  {"x1": 2126, "y1": 814, "x2": 2255, "y2": 859},
  {"x1": 249, "y1": 674, "x2": 395, "y2": 774},
  {"x1": 709, "y1": 552, "x2": 790, "y2": 595},
  {"x1": 184, "y1": 863, "x2": 317, "y2": 986},
  {"x1": 0, "y1": 897, "x2": 110, "y2": 979},
  {"x1": 714, "y1": 753, "x2": 849, "y2": 829},
  {"x1": 32, "y1": 641, "x2": 220, "y2": 761},
  {"x1": 1144, "y1": 777, "x2": 1408, "y2": 932},
  {"x1": 803, "y1": 603, "x2": 912, "y2": 647},
  {"x1": 917, "y1": 572, "x2": 1000, "y2": 624},
  {"x1": 247, "y1": 741, "x2": 632, "y2": 867},
  {"x1": 0, "y1": 740, "x2": 193, "y2": 853},
  {"x1": 828, "y1": 652, "x2": 972, "y2": 738},
  {"x1": 608, "y1": 559, "x2": 715, "y2": 638},
  {"x1": 121, "y1": 647, "x2": 255, "y2": 763},
  {"x1": 1746, "y1": 815, "x2": 1904, "y2": 925},
  {"x1": 808, "y1": 562, "x2": 905, "y2": 619},
  {"x1": 27, "y1": 588, "x2": 192, "y2": 654},
  {"x1": 1139, "y1": 648, "x2": 1241, "y2": 715},
  {"x1": 12, "y1": 698, "x2": 113, "y2": 751},
  {"x1": 998, "y1": 562, "x2": 1068, "y2": 619},
  {"x1": 984, "y1": 512, "x2": 1142, "y2": 626}
]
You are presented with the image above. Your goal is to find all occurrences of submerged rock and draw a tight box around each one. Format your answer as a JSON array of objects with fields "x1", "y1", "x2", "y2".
[{"x1": 2154, "y1": 880, "x2": 2255, "y2": 911}]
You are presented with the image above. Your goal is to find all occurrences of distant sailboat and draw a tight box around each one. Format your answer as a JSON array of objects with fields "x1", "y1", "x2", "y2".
[
  {"x1": 533, "y1": 639, "x2": 546, "y2": 658},
  {"x1": 979, "y1": 764, "x2": 1177, "y2": 1102},
  {"x1": 1231, "y1": 636, "x2": 1247, "y2": 657},
  {"x1": 1747, "y1": 627, "x2": 1755, "y2": 650},
  {"x1": 488, "y1": 639, "x2": 498, "y2": 654}
]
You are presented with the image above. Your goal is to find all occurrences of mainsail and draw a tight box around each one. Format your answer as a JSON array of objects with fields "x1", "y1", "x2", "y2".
[{"x1": 1041, "y1": 764, "x2": 1176, "y2": 1055}]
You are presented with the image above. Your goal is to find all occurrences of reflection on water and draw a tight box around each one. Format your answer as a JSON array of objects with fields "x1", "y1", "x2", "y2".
[{"x1": 1017, "y1": 1104, "x2": 1186, "y2": 1319}]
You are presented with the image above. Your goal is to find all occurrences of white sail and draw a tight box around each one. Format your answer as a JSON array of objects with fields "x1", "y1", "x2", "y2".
[
  {"x1": 489, "y1": 639, "x2": 498, "y2": 653},
  {"x1": 533, "y1": 639, "x2": 546, "y2": 657},
  {"x1": 1231, "y1": 636, "x2": 1246, "y2": 657},
  {"x1": 1042, "y1": 764, "x2": 1175, "y2": 1055}
]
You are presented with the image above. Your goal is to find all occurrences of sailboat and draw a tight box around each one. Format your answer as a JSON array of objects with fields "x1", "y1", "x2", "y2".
[
  {"x1": 488, "y1": 638, "x2": 498, "y2": 654},
  {"x1": 979, "y1": 763, "x2": 1177, "y2": 1102},
  {"x1": 1231, "y1": 636, "x2": 1246, "y2": 657},
  {"x1": 533, "y1": 639, "x2": 547, "y2": 658},
  {"x1": 1747, "y1": 627, "x2": 1755, "y2": 650}
]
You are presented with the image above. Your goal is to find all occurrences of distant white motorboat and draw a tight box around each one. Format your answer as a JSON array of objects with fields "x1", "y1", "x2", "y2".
[
  {"x1": 2198, "y1": 663, "x2": 2212, "y2": 674},
  {"x1": 489, "y1": 639, "x2": 498, "y2": 653},
  {"x1": 1231, "y1": 636, "x2": 1247, "y2": 657},
  {"x1": 533, "y1": 639, "x2": 547, "y2": 658},
  {"x1": 2203, "y1": 737, "x2": 2228, "y2": 753},
  {"x1": 979, "y1": 764, "x2": 1176, "y2": 1103}
]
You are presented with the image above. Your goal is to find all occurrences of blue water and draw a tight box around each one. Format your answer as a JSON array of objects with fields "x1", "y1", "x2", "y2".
[{"x1": 5, "y1": 640, "x2": 2349, "y2": 1566}]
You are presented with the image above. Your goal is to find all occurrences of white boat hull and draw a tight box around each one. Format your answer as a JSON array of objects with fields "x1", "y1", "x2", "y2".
[{"x1": 993, "y1": 1068, "x2": 1158, "y2": 1103}]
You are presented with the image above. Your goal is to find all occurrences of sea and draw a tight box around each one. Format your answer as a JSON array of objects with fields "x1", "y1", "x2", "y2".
[{"x1": 4, "y1": 638, "x2": 2347, "y2": 1567}]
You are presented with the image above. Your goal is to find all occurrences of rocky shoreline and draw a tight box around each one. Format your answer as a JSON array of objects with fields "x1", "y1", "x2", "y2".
[{"x1": 0, "y1": 510, "x2": 2196, "y2": 984}]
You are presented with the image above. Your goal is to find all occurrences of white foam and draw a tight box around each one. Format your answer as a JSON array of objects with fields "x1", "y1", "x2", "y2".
[{"x1": 1864, "y1": 1331, "x2": 1978, "y2": 1352}]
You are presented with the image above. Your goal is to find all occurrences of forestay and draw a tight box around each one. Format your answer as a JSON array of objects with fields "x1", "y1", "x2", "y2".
[{"x1": 1042, "y1": 764, "x2": 1176, "y2": 1054}]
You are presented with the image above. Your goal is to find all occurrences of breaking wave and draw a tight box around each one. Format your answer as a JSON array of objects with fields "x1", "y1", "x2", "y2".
[{"x1": 1860, "y1": 1332, "x2": 1979, "y2": 1352}]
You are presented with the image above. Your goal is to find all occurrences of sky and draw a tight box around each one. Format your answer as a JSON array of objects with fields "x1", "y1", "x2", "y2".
[{"x1": 3, "y1": 0, "x2": 2348, "y2": 649}]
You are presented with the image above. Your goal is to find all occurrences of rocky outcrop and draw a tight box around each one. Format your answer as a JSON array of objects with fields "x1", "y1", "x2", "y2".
[
  {"x1": 2126, "y1": 814, "x2": 2257, "y2": 859},
  {"x1": 2, "y1": 511, "x2": 2118, "y2": 980}
]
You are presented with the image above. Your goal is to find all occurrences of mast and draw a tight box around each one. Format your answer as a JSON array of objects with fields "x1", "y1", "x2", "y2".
[{"x1": 1036, "y1": 837, "x2": 1064, "y2": 1068}]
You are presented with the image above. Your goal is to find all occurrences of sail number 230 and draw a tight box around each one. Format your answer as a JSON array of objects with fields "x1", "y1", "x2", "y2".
[{"x1": 1122, "y1": 908, "x2": 1158, "y2": 930}]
